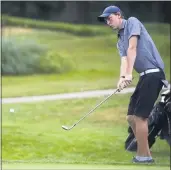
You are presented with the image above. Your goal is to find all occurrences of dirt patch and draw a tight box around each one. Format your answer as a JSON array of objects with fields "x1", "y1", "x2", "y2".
[{"x1": 2, "y1": 27, "x2": 32, "y2": 36}]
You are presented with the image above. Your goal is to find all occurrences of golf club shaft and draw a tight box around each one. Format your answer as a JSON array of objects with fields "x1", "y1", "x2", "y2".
[{"x1": 72, "y1": 88, "x2": 119, "y2": 127}]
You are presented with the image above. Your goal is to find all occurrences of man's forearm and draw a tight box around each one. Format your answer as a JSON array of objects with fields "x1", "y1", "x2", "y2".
[
  {"x1": 126, "y1": 47, "x2": 136, "y2": 75},
  {"x1": 120, "y1": 57, "x2": 128, "y2": 77}
]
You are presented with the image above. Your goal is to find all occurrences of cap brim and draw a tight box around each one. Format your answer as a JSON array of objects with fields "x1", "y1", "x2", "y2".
[{"x1": 97, "y1": 13, "x2": 110, "y2": 22}]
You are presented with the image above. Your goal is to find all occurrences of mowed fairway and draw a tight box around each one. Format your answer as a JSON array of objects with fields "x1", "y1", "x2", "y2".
[{"x1": 2, "y1": 94, "x2": 170, "y2": 168}]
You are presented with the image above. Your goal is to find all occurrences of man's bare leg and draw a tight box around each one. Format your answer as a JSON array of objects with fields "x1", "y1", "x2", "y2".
[
  {"x1": 134, "y1": 115, "x2": 151, "y2": 157},
  {"x1": 127, "y1": 115, "x2": 136, "y2": 136}
]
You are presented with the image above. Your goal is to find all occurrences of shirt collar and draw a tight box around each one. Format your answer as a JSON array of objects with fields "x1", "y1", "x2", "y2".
[{"x1": 117, "y1": 19, "x2": 126, "y2": 38}]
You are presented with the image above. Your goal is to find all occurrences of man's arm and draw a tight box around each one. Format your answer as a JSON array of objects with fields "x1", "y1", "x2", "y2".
[
  {"x1": 117, "y1": 17, "x2": 141, "y2": 90},
  {"x1": 117, "y1": 41, "x2": 127, "y2": 77},
  {"x1": 126, "y1": 36, "x2": 138, "y2": 75},
  {"x1": 118, "y1": 35, "x2": 138, "y2": 90},
  {"x1": 126, "y1": 17, "x2": 141, "y2": 76},
  {"x1": 116, "y1": 43, "x2": 128, "y2": 90},
  {"x1": 120, "y1": 56, "x2": 127, "y2": 77},
  {"x1": 119, "y1": 35, "x2": 138, "y2": 78},
  {"x1": 117, "y1": 57, "x2": 127, "y2": 90}
]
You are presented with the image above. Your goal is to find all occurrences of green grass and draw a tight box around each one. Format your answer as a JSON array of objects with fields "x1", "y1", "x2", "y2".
[
  {"x1": 2, "y1": 71, "x2": 139, "y2": 98},
  {"x1": 2, "y1": 163, "x2": 170, "y2": 170},
  {"x1": 2, "y1": 25, "x2": 170, "y2": 98},
  {"x1": 2, "y1": 94, "x2": 170, "y2": 166}
]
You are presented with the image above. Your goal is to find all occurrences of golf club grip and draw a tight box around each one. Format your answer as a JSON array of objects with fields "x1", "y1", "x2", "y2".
[{"x1": 75, "y1": 88, "x2": 119, "y2": 124}]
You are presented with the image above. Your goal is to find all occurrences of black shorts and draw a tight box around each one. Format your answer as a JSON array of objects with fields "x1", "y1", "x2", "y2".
[{"x1": 127, "y1": 71, "x2": 165, "y2": 118}]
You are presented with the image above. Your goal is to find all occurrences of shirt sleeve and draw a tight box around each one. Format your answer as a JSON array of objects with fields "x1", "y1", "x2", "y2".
[
  {"x1": 127, "y1": 17, "x2": 141, "y2": 40},
  {"x1": 117, "y1": 42, "x2": 126, "y2": 57}
]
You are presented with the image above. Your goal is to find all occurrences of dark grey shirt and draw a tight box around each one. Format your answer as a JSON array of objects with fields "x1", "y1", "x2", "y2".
[{"x1": 117, "y1": 17, "x2": 165, "y2": 73}]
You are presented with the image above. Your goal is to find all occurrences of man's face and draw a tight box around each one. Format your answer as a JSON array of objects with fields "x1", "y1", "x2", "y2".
[{"x1": 105, "y1": 13, "x2": 121, "y2": 30}]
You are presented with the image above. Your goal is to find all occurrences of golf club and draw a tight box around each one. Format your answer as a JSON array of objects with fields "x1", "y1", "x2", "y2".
[{"x1": 62, "y1": 88, "x2": 120, "y2": 131}]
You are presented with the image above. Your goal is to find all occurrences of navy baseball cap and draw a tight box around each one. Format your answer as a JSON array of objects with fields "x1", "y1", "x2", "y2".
[{"x1": 98, "y1": 5, "x2": 122, "y2": 22}]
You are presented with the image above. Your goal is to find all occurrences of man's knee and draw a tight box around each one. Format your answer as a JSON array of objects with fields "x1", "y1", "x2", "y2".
[{"x1": 126, "y1": 115, "x2": 135, "y2": 125}]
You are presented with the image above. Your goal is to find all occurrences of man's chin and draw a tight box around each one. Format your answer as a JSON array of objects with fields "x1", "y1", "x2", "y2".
[
  {"x1": 108, "y1": 26, "x2": 118, "y2": 31},
  {"x1": 112, "y1": 27, "x2": 118, "y2": 31}
]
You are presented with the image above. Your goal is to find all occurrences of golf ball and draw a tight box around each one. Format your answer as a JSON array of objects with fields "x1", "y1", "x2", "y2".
[{"x1": 10, "y1": 108, "x2": 15, "y2": 113}]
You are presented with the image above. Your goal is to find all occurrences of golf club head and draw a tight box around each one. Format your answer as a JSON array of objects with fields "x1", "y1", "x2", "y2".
[
  {"x1": 62, "y1": 125, "x2": 70, "y2": 130},
  {"x1": 62, "y1": 123, "x2": 76, "y2": 131}
]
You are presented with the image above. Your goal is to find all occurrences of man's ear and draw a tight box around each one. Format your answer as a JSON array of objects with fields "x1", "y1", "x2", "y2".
[
  {"x1": 116, "y1": 11, "x2": 123, "y2": 18},
  {"x1": 116, "y1": 12, "x2": 122, "y2": 18}
]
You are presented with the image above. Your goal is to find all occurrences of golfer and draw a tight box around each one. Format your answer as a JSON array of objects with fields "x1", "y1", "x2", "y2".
[{"x1": 98, "y1": 5, "x2": 166, "y2": 163}]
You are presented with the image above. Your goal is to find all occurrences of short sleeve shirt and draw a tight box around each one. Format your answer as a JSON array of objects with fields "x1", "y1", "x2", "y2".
[{"x1": 117, "y1": 17, "x2": 165, "y2": 73}]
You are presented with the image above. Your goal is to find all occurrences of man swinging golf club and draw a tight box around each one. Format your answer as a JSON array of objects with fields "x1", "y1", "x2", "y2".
[{"x1": 98, "y1": 5, "x2": 166, "y2": 163}]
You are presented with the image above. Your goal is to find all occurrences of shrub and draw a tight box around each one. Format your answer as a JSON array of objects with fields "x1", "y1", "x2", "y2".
[
  {"x1": 2, "y1": 37, "x2": 46, "y2": 75},
  {"x1": 38, "y1": 51, "x2": 75, "y2": 74},
  {"x1": 2, "y1": 37, "x2": 75, "y2": 75}
]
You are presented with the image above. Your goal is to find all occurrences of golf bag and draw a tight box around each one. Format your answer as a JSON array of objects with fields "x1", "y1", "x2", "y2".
[{"x1": 125, "y1": 88, "x2": 171, "y2": 152}]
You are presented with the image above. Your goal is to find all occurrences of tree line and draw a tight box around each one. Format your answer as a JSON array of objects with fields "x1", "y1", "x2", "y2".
[{"x1": 1, "y1": 1, "x2": 170, "y2": 24}]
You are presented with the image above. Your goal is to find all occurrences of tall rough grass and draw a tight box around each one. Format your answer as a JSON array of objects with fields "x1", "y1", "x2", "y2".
[{"x1": 2, "y1": 37, "x2": 74, "y2": 75}]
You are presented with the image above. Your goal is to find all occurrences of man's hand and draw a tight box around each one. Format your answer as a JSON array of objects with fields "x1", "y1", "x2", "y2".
[
  {"x1": 117, "y1": 77, "x2": 125, "y2": 91},
  {"x1": 123, "y1": 74, "x2": 133, "y2": 87},
  {"x1": 117, "y1": 74, "x2": 133, "y2": 91}
]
